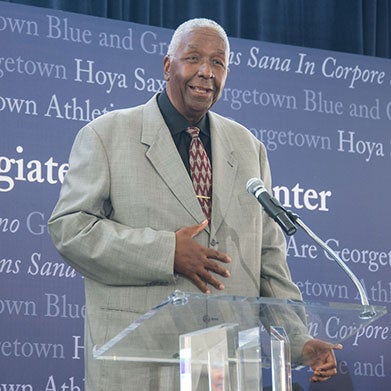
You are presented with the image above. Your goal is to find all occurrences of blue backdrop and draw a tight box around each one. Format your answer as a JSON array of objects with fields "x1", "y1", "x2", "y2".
[
  {"x1": 2, "y1": 0, "x2": 391, "y2": 59},
  {"x1": 1, "y1": 2, "x2": 390, "y2": 390}
]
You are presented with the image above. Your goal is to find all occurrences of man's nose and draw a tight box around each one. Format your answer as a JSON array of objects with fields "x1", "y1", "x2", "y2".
[{"x1": 198, "y1": 60, "x2": 214, "y2": 79}]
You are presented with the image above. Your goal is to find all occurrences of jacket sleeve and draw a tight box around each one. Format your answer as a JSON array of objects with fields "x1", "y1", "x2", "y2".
[
  {"x1": 256, "y1": 142, "x2": 311, "y2": 362},
  {"x1": 48, "y1": 124, "x2": 176, "y2": 286},
  {"x1": 256, "y1": 142, "x2": 302, "y2": 301}
]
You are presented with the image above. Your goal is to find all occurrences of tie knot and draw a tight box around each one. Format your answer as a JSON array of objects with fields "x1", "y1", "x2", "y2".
[{"x1": 186, "y1": 126, "x2": 200, "y2": 139}]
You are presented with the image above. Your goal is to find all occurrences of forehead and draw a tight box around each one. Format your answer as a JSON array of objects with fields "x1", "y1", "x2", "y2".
[{"x1": 177, "y1": 27, "x2": 227, "y2": 56}]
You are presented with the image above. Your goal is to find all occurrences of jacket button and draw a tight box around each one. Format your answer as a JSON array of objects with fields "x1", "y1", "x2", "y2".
[{"x1": 210, "y1": 239, "x2": 217, "y2": 246}]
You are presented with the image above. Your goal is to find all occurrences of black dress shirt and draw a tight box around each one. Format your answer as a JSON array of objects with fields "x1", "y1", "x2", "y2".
[{"x1": 157, "y1": 89, "x2": 212, "y2": 175}]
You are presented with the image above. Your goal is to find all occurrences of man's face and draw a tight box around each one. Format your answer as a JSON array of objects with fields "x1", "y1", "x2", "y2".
[{"x1": 164, "y1": 27, "x2": 229, "y2": 124}]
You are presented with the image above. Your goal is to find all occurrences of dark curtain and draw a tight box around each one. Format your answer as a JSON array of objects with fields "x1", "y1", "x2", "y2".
[{"x1": 2, "y1": 0, "x2": 390, "y2": 58}]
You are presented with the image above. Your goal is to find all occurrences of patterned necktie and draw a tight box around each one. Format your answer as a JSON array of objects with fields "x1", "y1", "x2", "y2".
[{"x1": 186, "y1": 126, "x2": 212, "y2": 221}]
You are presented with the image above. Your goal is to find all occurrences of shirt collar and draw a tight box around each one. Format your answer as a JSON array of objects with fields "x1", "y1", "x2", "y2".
[{"x1": 157, "y1": 89, "x2": 209, "y2": 137}]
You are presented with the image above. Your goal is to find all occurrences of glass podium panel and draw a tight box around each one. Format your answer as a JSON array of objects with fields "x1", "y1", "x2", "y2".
[
  {"x1": 270, "y1": 326, "x2": 291, "y2": 391},
  {"x1": 93, "y1": 290, "x2": 386, "y2": 390},
  {"x1": 179, "y1": 323, "x2": 237, "y2": 390},
  {"x1": 237, "y1": 328, "x2": 262, "y2": 390}
]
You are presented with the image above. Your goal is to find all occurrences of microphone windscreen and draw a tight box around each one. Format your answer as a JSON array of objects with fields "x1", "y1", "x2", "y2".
[{"x1": 246, "y1": 177, "x2": 264, "y2": 194}]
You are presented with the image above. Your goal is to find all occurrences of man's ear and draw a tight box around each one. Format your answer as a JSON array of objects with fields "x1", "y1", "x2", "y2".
[{"x1": 163, "y1": 55, "x2": 170, "y2": 81}]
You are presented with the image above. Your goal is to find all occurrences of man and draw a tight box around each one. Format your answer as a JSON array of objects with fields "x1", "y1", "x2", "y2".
[{"x1": 48, "y1": 18, "x2": 340, "y2": 390}]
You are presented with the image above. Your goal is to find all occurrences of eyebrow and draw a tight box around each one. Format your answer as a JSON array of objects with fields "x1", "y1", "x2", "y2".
[{"x1": 186, "y1": 44, "x2": 226, "y2": 57}]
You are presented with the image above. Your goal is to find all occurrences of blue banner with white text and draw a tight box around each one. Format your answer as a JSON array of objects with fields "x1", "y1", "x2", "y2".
[{"x1": 1, "y1": 2, "x2": 390, "y2": 390}]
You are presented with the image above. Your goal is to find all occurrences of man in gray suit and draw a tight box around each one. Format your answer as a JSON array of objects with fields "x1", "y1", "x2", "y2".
[{"x1": 49, "y1": 18, "x2": 340, "y2": 390}]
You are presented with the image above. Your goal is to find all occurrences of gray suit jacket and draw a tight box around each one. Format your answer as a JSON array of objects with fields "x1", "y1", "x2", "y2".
[{"x1": 48, "y1": 94, "x2": 302, "y2": 390}]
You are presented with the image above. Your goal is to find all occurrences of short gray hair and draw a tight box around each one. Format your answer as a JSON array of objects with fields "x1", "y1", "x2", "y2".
[{"x1": 167, "y1": 18, "x2": 230, "y2": 62}]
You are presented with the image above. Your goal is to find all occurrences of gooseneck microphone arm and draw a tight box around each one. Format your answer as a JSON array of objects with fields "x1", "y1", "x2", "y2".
[
  {"x1": 287, "y1": 212, "x2": 375, "y2": 317},
  {"x1": 246, "y1": 178, "x2": 375, "y2": 318}
]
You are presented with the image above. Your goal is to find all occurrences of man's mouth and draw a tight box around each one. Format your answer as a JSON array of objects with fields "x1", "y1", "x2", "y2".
[{"x1": 189, "y1": 85, "x2": 214, "y2": 94}]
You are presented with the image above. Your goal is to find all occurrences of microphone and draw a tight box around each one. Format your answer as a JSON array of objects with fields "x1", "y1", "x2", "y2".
[
  {"x1": 246, "y1": 179, "x2": 375, "y2": 315},
  {"x1": 246, "y1": 178, "x2": 297, "y2": 236}
]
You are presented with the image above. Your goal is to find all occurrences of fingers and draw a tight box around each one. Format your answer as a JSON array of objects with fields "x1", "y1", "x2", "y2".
[
  {"x1": 204, "y1": 257, "x2": 231, "y2": 277},
  {"x1": 191, "y1": 273, "x2": 213, "y2": 294},
  {"x1": 187, "y1": 219, "x2": 209, "y2": 238},
  {"x1": 312, "y1": 349, "x2": 341, "y2": 382},
  {"x1": 185, "y1": 259, "x2": 230, "y2": 293},
  {"x1": 332, "y1": 343, "x2": 343, "y2": 351},
  {"x1": 189, "y1": 257, "x2": 231, "y2": 293},
  {"x1": 205, "y1": 247, "x2": 232, "y2": 265},
  {"x1": 310, "y1": 371, "x2": 335, "y2": 382},
  {"x1": 311, "y1": 343, "x2": 342, "y2": 371},
  {"x1": 193, "y1": 271, "x2": 225, "y2": 294},
  {"x1": 310, "y1": 359, "x2": 337, "y2": 382},
  {"x1": 174, "y1": 221, "x2": 231, "y2": 293},
  {"x1": 303, "y1": 339, "x2": 343, "y2": 383},
  {"x1": 181, "y1": 256, "x2": 231, "y2": 293},
  {"x1": 310, "y1": 363, "x2": 337, "y2": 382}
]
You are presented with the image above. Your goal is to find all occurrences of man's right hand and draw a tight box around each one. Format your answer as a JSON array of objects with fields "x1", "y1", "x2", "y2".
[{"x1": 174, "y1": 220, "x2": 231, "y2": 293}]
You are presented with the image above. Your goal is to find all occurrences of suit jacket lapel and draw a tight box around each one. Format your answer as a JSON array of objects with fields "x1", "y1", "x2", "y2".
[
  {"x1": 141, "y1": 96, "x2": 207, "y2": 225},
  {"x1": 209, "y1": 113, "x2": 238, "y2": 237}
]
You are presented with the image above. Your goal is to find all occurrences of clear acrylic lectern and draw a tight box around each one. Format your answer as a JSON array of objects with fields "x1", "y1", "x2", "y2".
[{"x1": 93, "y1": 290, "x2": 386, "y2": 390}]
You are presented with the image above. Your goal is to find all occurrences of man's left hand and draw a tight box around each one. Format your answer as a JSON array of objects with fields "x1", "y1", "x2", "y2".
[{"x1": 302, "y1": 339, "x2": 343, "y2": 382}]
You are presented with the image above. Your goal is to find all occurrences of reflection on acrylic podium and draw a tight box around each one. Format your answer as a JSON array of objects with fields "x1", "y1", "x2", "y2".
[{"x1": 93, "y1": 290, "x2": 386, "y2": 391}]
